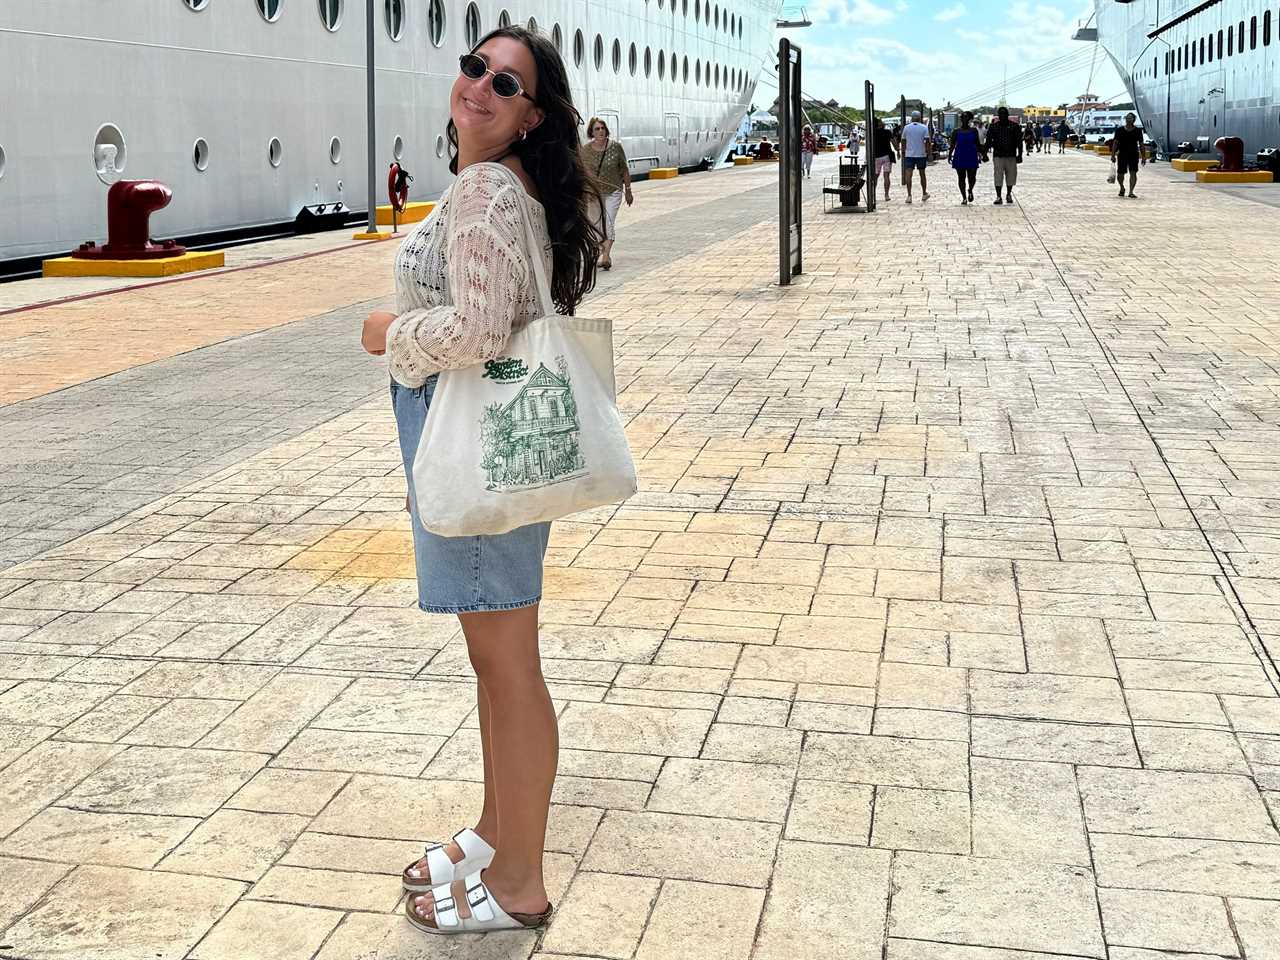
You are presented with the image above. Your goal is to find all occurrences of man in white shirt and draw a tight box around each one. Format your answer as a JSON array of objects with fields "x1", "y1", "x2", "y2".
[{"x1": 901, "y1": 111, "x2": 931, "y2": 203}]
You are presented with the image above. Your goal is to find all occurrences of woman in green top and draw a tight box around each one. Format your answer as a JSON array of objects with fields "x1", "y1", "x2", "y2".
[{"x1": 581, "y1": 117, "x2": 633, "y2": 270}]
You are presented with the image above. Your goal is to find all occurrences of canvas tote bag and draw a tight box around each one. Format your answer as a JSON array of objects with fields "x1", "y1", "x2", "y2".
[{"x1": 411, "y1": 170, "x2": 638, "y2": 537}]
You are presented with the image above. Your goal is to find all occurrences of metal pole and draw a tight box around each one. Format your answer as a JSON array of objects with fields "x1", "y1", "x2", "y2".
[
  {"x1": 365, "y1": 0, "x2": 378, "y2": 234},
  {"x1": 865, "y1": 80, "x2": 876, "y2": 214}
]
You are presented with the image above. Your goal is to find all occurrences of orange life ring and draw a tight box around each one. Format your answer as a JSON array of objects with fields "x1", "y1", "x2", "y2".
[{"x1": 388, "y1": 162, "x2": 409, "y2": 213}]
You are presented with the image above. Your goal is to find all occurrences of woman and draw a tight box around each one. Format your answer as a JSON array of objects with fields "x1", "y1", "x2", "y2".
[
  {"x1": 580, "y1": 116, "x2": 632, "y2": 270},
  {"x1": 800, "y1": 124, "x2": 818, "y2": 178},
  {"x1": 871, "y1": 116, "x2": 896, "y2": 201},
  {"x1": 360, "y1": 25, "x2": 600, "y2": 935},
  {"x1": 947, "y1": 111, "x2": 983, "y2": 205}
]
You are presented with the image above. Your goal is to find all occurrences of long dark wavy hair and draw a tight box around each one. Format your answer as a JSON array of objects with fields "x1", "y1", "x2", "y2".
[{"x1": 447, "y1": 26, "x2": 602, "y2": 315}]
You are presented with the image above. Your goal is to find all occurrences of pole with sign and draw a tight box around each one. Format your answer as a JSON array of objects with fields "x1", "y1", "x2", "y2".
[
  {"x1": 778, "y1": 38, "x2": 802, "y2": 285},
  {"x1": 864, "y1": 80, "x2": 876, "y2": 213}
]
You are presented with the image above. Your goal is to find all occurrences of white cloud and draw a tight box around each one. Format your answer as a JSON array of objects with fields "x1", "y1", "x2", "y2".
[
  {"x1": 804, "y1": 0, "x2": 899, "y2": 27},
  {"x1": 934, "y1": 3, "x2": 965, "y2": 21}
]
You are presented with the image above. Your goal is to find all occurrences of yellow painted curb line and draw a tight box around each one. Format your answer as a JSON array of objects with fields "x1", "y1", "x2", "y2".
[
  {"x1": 1196, "y1": 170, "x2": 1273, "y2": 183},
  {"x1": 376, "y1": 201, "x2": 436, "y2": 226},
  {"x1": 43, "y1": 250, "x2": 226, "y2": 278},
  {"x1": 1172, "y1": 158, "x2": 1219, "y2": 172},
  {"x1": 352, "y1": 231, "x2": 395, "y2": 241},
  {"x1": 732, "y1": 156, "x2": 754, "y2": 165},
  {"x1": 649, "y1": 167, "x2": 679, "y2": 179}
]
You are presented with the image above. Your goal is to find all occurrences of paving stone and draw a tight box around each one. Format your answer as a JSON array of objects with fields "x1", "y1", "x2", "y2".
[
  {"x1": 648, "y1": 757, "x2": 792, "y2": 822},
  {"x1": 1230, "y1": 898, "x2": 1280, "y2": 960},
  {"x1": 889, "y1": 851, "x2": 1104, "y2": 957},
  {"x1": 969, "y1": 671, "x2": 1131, "y2": 724},
  {"x1": 0, "y1": 854, "x2": 72, "y2": 931},
  {"x1": 1, "y1": 806, "x2": 200, "y2": 869},
  {"x1": 1, "y1": 864, "x2": 245, "y2": 960},
  {"x1": 582, "y1": 810, "x2": 778, "y2": 886},
  {"x1": 224, "y1": 767, "x2": 350, "y2": 816},
  {"x1": 1097, "y1": 888, "x2": 1237, "y2": 955},
  {"x1": 539, "y1": 871, "x2": 660, "y2": 959},
  {"x1": 64, "y1": 745, "x2": 266, "y2": 817},
  {"x1": 799, "y1": 732, "x2": 968, "y2": 790},
  {"x1": 1, "y1": 739, "x2": 123, "y2": 837},
  {"x1": 871, "y1": 786, "x2": 970, "y2": 854},
  {"x1": 755, "y1": 842, "x2": 890, "y2": 960},
  {"x1": 1091, "y1": 833, "x2": 1280, "y2": 897},
  {"x1": 559, "y1": 701, "x2": 714, "y2": 757},
  {"x1": 1077, "y1": 767, "x2": 1276, "y2": 841},
  {"x1": 785, "y1": 779, "x2": 873, "y2": 845},
  {"x1": 634, "y1": 879, "x2": 765, "y2": 960},
  {"x1": 187, "y1": 900, "x2": 343, "y2": 960},
  {"x1": 157, "y1": 809, "x2": 309, "y2": 881},
  {"x1": 972, "y1": 757, "x2": 1089, "y2": 864}
]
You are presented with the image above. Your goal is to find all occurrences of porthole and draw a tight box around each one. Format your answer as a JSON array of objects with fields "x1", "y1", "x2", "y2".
[
  {"x1": 694, "y1": 0, "x2": 700, "y2": 20},
  {"x1": 644, "y1": 46, "x2": 652, "y2": 77},
  {"x1": 682, "y1": 55, "x2": 689, "y2": 83},
  {"x1": 0, "y1": 144, "x2": 7, "y2": 182},
  {"x1": 256, "y1": 0, "x2": 282, "y2": 21},
  {"x1": 427, "y1": 0, "x2": 445, "y2": 46},
  {"x1": 658, "y1": 0, "x2": 663, "y2": 7},
  {"x1": 318, "y1": 0, "x2": 343, "y2": 31},
  {"x1": 93, "y1": 123, "x2": 127, "y2": 184},
  {"x1": 629, "y1": 42, "x2": 637, "y2": 75},
  {"x1": 682, "y1": 0, "x2": 688, "y2": 15},
  {"x1": 464, "y1": 2, "x2": 480, "y2": 47},
  {"x1": 612, "y1": 38, "x2": 622, "y2": 73},
  {"x1": 182, "y1": 0, "x2": 209, "y2": 11},
  {"x1": 573, "y1": 29, "x2": 584, "y2": 66},
  {"x1": 268, "y1": 137, "x2": 283, "y2": 167},
  {"x1": 498, "y1": 8, "x2": 510, "y2": 28},
  {"x1": 192, "y1": 137, "x2": 210, "y2": 171},
  {"x1": 594, "y1": 34, "x2": 604, "y2": 70},
  {"x1": 435, "y1": 134, "x2": 446, "y2": 158},
  {"x1": 527, "y1": 16, "x2": 537, "y2": 31},
  {"x1": 385, "y1": 0, "x2": 404, "y2": 39},
  {"x1": 393, "y1": 134, "x2": 404, "y2": 160},
  {"x1": 552, "y1": 23, "x2": 562, "y2": 52},
  {"x1": 695, "y1": 59, "x2": 701, "y2": 85},
  {"x1": 658, "y1": 50, "x2": 665, "y2": 79},
  {"x1": 329, "y1": 136, "x2": 342, "y2": 164},
  {"x1": 714, "y1": 63, "x2": 719, "y2": 87}
]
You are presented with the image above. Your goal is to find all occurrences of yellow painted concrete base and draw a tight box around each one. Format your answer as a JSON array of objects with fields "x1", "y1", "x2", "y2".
[
  {"x1": 43, "y1": 250, "x2": 226, "y2": 278},
  {"x1": 754, "y1": 156, "x2": 781, "y2": 162},
  {"x1": 1172, "y1": 158, "x2": 1219, "y2": 172},
  {"x1": 732, "y1": 156, "x2": 754, "y2": 166},
  {"x1": 352, "y1": 231, "x2": 395, "y2": 241},
  {"x1": 649, "y1": 167, "x2": 679, "y2": 179},
  {"x1": 376, "y1": 201, "x2": 436, "y2": 226},
  {"x1": 1196, "y1": 170, "x2": 1274, "y2": 183}
]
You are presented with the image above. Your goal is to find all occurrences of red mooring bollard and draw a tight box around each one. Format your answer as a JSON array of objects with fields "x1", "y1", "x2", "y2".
[
  {"x1": 71, "y1": 180, "x2": 187, "y2": 260},
  {"x1": 1214, "y1": 136, "x2": 1245, "y2": 173}
]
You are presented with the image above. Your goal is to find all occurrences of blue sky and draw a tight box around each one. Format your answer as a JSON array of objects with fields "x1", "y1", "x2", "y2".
[{"x1": 771, "y1": 0, "x2": 1125, "y2": 112}]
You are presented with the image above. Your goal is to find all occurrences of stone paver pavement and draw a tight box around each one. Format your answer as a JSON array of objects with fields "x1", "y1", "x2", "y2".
[{"x1": 2, "y1": 152, "x2": 1280, "y2": 959}]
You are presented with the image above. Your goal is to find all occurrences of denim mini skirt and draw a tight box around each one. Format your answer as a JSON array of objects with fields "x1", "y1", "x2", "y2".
[{"x1": 390, "y1": 377, "x2": 551, "y2": 614}]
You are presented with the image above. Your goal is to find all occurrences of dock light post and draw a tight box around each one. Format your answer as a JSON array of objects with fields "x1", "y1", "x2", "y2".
[{"x1": 365, "y1": 0, "x2": 378, "y2": 235}]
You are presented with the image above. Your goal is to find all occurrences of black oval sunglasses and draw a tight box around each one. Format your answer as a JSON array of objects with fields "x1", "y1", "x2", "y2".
[{"x1": 458, "y1": 54, "x2": 535, "y2": 102}]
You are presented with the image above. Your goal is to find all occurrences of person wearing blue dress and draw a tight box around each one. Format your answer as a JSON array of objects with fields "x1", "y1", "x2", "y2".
[{"x1": 947, "y1": 111, "x2": 984, "y2": 205}]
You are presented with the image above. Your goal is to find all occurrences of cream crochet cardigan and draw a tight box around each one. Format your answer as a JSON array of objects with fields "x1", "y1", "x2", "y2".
[{"x1": 386, "y1": 162, "x2": 551, "y2": 388}]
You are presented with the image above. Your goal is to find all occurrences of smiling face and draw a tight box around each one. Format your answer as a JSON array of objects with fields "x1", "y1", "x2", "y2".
[{"x1": 450, "y1": 36, "x2": 544, "y2": 154}]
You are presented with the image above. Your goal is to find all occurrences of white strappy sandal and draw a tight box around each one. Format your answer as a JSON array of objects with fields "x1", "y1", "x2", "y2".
[
  {"x1": 404, "y1": 869, "x2": 554, "y2": 935},
  {"x1": 401, "y1": 827, "x2": 496, "y2": 892}
]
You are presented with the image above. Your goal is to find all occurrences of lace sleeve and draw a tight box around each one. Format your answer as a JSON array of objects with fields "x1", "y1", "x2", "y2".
[{"x1": 386, "y1": 164, "x2": 533, "y2": 387}]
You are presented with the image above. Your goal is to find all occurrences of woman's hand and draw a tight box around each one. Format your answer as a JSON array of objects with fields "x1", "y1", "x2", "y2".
[
  {"x1": 362, "y1": 310, "x2": 397, "y2": 356},
  {"x1": 624, "y1": 186, "x2": 634, "y2": 206}
]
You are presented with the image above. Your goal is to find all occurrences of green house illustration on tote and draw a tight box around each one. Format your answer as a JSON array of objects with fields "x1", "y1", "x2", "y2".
[{"x1": 479, "y1": 358, "x2": 585, "y2": 491}]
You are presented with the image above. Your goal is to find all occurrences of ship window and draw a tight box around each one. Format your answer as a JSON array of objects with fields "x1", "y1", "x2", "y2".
[
  {"x1": 1218, "y1": 29, "x2": 1223, "y2": 57},
  {"x1": 594, "y1": 33, "x2": 603, "y2": 70},
  {"x1": 428, "y1": 0, "x2": 445, "y2": 45},
  {"x1": 1153, "y1": 56, "x2": 1157, "y2": 77},
  {"x1": 683, "y1": 0, "x2": 688, "y2": 16},
  {"x1": 573, "y1": 29, "x2": 584, "y2": 66},
  {"x1": 0, "y1": 144, "x2": 6, "y2": 181},
  {"x1": 1250, "y1": 15, "x2": 1256, "y2": 48},
  {"x1": 695, "y1": 59, "x2": 701, "y2": 85},
  {"x1": 629, "y1": 42, "x2": 637, "y2": 75},
  {"x1": 498, "y1": 9, "x2": 510, "y2": 28},
  {"x1": 329, "y1": 136, "x2": 342, "y2": 163},
  {"x1": 1265, "y1": 11, "x2": 1271, "y2": 46},
  {"x1": 1239, "y1": 21, "x2": 1245, "y2": 52},
  {"x1": 318, "y1": 0, "x2": 343, "y2": 31},
  {"x1": 1207, "y1": 34, "x2": 1212, "y2": 61},
  {"x1": 1198, "y1": 36, "x2": 1204, "y2": 63},
  {"x1": 714, "y1": 63, "x2": 720, "y2": 87},
  {"x1": 552, "y1": 23, "x2": 562, "y2": 52},
  {"x1": 613, "y1": 38, "x2": 621, "y2": 73},
  {"x1": 182, "y1": 0, "x2": 209, "y2": 10},
  {"x1": 192, "y1": 138, "x2": 210, "y2": 171},
  {"x1": 465, "y1": 3, "x2": 480, "y2": 47},
  {"x1": 269, "y1": 137, "x2": 283, "y2": 167},
  {"x1": 1228, "y1": 25, "x2": 1234, "y2": 54},
  {"x1": 644, "y1": 46, "x2": 652, "y2": 76},
  {"x1": 435, "y1": 134, "x2": 446, "y2": 157},
  {"x1": 385, "y1": 0, "x2": 405, "y2": 40},
  {"x1": 393, "y1": 135, "x2": 404, "y2": 160},
  {"x1": 255, "y1": 0, "x2": 282, "y2": 21},
  {"x1": 695, "y1": 0, "x2": 701, "y2": 22},
  {"x1": 683, "y1": 55, "x2": 689, "y2": 83},
  {"x1": 527, "y1": 16, "x2": 537, "y2": 32},
  {"x1": 658, "y1": 49, "x2": 665, "y2": 79}
]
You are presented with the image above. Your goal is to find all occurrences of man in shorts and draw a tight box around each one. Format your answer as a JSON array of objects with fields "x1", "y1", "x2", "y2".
[
  {"x1": 1110, "y1": 112, "x2": 1145, "y2": 198},
  {"x1": 901, "y1": 111, "x2": 931, "y2": 203}
]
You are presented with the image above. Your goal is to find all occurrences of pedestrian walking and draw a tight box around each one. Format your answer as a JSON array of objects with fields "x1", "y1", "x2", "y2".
[
  {"x1": 849, "y1": 125, "x2": 862, "y2": 162},
  {"x1": 581, "y1": 116, "x2": 633, "y2": 270},
  {"x1": 871, "y1": 116, "x2": 897, "y2": 201},
  {"x1": 801, "y1": 124, "x2": 818, "y2": 179},
  {"x1": 361, "y1": 24, "x2": 604, "y2": 936},
  {"x1": 1022, "y1": 121, "x2": 1036, "y2": 158},
  {"x1": 1056, "y1": 119, "x2": 1070, "y2": 153},
  {"x1": 1110, "y1": 111, "x2": 1146, "y2": 198},
  {"x1": 901, "y1": 110, "x2": 931, "y2": 203},
  {"x1": 985, "y1": 105, "x2": 1022, "y2": 204},
  {"x1": 947, "y1": 111, "x2": 984, "y2": 205}
]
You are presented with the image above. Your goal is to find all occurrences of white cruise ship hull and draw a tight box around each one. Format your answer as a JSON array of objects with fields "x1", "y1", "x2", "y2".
[
  {"x1": 0, "y1": 0, "x2": 780, "y2": 264},
  {"x1": 1090, "y1": 0, "x2": 1278, "y2": 156}
]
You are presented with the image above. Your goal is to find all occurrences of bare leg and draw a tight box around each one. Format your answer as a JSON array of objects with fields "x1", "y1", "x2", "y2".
[
  {"x1": 883, "y1": 168, "x2": 891, "y2": 198},
  {"x1": 600, "y1": 238, "x2": 614, "y2": 265}
]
